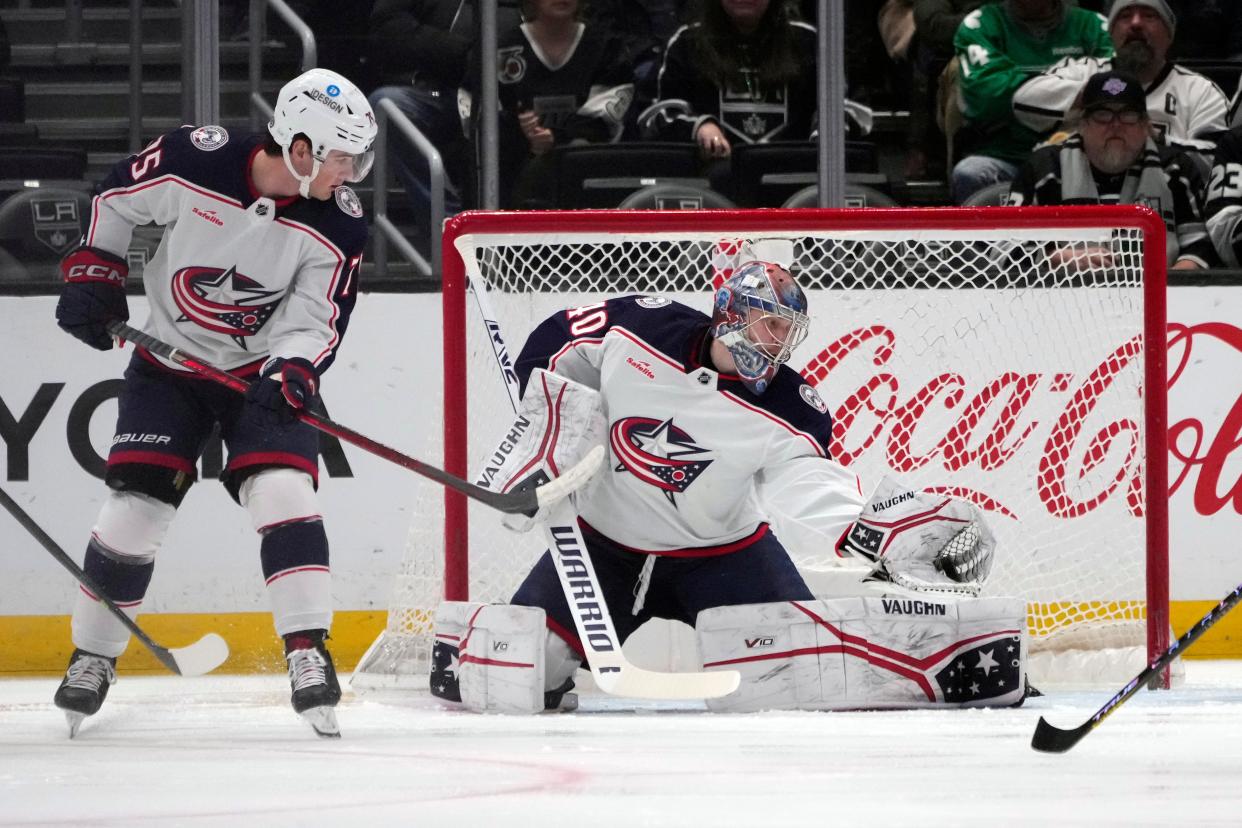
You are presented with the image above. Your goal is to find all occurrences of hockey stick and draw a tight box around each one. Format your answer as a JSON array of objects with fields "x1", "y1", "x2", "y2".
[
  {"x1": 1031, "y1": 581, "x2": 1242, "y2": 753},
  {"x1": 106, "y1": 321, "x2": 602, "y2": 517},
  {"x1": 541, "y1": 499, "x2": 741, "y2": 700},
  {"x1": 0, "y1": 485, "x2": 229, "y2": 676}
]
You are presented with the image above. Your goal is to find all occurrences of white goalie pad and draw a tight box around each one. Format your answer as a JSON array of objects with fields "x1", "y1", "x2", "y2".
[
  {"x1": 839, "y1": 477, "x2": 997, "y2": 596},
  {"x1": 697, "y1": 596, "x2": 1026, "y2": 712},
  {"x1": 430, "y1": 601, "x2": 550, "y2": 714},
  {"x1": 473, "y1": 368, "x2": 607, "y2": 533}
]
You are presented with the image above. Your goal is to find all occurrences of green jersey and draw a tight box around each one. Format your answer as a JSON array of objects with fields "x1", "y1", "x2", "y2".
[{"x1": 954, "y1": 3, "x2": 1112, "y2": 162}]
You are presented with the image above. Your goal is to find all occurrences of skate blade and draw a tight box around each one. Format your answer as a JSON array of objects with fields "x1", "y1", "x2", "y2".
[
  {"x1": 299, "y1": 706, "x2": 340, "y2": 738},
  {"x1": 64, "y1": 710, "x2": 87, "y2": 739}
]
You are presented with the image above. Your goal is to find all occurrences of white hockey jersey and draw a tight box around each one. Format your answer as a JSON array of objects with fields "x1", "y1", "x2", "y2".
[
  {"x1": 1012, "y1": 58, "x2": 1228, "y2": 147},
  {"x1": 85, "y1": 125, "x2": 367, "y2": 376},
  {"x1": 514, "y1": 295, "x2": 864, "y2": 556}
]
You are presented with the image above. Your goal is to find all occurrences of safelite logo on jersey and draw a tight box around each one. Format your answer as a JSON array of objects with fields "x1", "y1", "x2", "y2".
[{"x1": 192, "y1": 207, "x2": 223, "y2": 227}]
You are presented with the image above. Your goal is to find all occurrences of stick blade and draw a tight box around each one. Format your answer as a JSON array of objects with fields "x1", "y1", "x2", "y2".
[
  {"x1": 596, "y1": 666, "x2": 741, "y2": 701},
  {"x1": 168, "y1": 633, "x2": 230, "y2": 676},
  {"x1": 1030, "y1": 715, "x2": 1090, "y2": 754}
]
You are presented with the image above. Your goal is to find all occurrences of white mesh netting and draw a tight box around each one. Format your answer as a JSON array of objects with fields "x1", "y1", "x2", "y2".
[{"x1": 352, "y1": 210, "x2": 1166, "y2": 691}]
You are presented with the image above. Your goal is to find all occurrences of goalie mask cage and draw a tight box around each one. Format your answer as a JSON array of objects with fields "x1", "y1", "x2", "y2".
[{"x1": 355, "y1": 206, "x2": 1169, "y2": 693}]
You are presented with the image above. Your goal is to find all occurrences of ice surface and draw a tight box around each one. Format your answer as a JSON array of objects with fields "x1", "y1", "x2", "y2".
[{"x1": 3, "y1": 663, "x2": 1242, "y2": 826}]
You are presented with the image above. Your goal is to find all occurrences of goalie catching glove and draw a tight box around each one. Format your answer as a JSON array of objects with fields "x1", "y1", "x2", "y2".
[
  {"x1": 838, "y1": 477, "x2": 996, "y2": 596},
  {"x1": 473, "y1": 368, "x2": 607, "y2": 532}
]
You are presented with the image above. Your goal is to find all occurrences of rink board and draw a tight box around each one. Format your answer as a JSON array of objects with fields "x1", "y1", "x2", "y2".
[{"x1": 2, "y1": 288, "x2": 1242, "y2": 673}]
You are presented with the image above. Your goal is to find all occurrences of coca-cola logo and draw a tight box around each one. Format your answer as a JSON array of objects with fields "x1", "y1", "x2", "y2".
[
  {"x1": 797, "y1": 323, "x2": 1242, "y2": 521},
  {"x1": 1167, "y1": 323, "x2": 1242, "y2": 516}
]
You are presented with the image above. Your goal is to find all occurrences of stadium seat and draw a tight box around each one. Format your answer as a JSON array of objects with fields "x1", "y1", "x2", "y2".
[
  {"x1": 729, "y1": 140, "x2": 881, "y2": 207},
  {"x1": 616, "y1": 183, "x2": 737, "y2": 210},
  {"x1": 0, "y1": 187, "x2": 93, "y2": 280},
  {"x1": 781, "y1": 184, "x2": 898, "y2": 208},
  {"x1": 960, "y1": 180, "x2": 1012, "y2": 207},
  {"x1": 545, "y1": 143, "x2": 705, "y2": 208}
]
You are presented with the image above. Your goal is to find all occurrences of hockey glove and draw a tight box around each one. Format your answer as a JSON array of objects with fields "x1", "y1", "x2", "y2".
[
  {"x1": 55, "y1": 247, "x2": 130, "y2": 351},
  {"x1": 246, "y1": 357, "x2": 320, "y2": 426}
]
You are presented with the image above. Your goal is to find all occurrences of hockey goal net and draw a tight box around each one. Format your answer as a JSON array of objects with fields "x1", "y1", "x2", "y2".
[{"x1": 354, "y1": 206, "x2": 1169, "y2": 692}]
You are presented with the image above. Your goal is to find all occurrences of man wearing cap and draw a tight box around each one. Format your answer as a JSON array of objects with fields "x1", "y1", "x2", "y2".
[
  {"x1": 1012, "y1": 0, "x2": 1227, "y2": 148},
  {"x1": 950, "y1": 0, "x2": 1113, "y2": 204},
  {"x1": 1007, "y1": 70, "x2": 1214, "y2": 271}
]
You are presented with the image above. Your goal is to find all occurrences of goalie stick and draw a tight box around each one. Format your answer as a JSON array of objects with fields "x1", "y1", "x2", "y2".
[
  {"x1": 467, "y1": 275, "x2": 741, "y2": 700},
  {"x1": 541, "y1": 500, "x2": 741, "y2": 700},
  {"x1": 106, "y1": 321, "x2": 601, "y2": 517},
  {"x1": 0, "y1": 485, "x2": 229, "y2": 676},
  {"x1": 1031, "y1": 580, "x2": 1242, "y2": 753}
]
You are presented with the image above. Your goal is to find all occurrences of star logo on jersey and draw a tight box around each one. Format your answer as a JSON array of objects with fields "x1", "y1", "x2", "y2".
[
  {"x1": 170, "y1": 265, "x2": 283, "y2": 348},
  {"x1": 610, "y1": 416, "x2": 713, "y2": 505}
]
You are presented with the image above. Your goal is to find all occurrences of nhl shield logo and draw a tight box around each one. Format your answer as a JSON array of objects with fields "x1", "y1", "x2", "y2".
[
  {"x1": 190, "y1": 125, "x2": 229, "y2": 151},
  {"x1": 29, "y1": 196, "x2": 84, "y2": 256}
]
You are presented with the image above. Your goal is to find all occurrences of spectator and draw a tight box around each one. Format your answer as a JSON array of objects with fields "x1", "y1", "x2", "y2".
[
  {"x1": 950, "y1": 0, "x2": 1112, "y2": 204},
  {"x1": 480, "y1": 0, "x2": 635, "y2": 207},
  {"x1": 1012, "y1": 1, "x2": 1227, "y2": 150},
  {"x1": 589, "y1": 0, "x2": 687, "y2": 108},
  {"x1": 906, "y1": 0, "x2": 987, "y2": 178},
  {"x1": 367, "y1": 0, "x2": 520, "y2": 254},
  {"x1": 1007, "y1": 70, "x2": 1213, "y2": 270},
  {"x1": 1204, "y1": 123, "x2": 1242, "y2": 267},
  {"x1": 642, "y1": 0, "x2": 871, "y2": 192}
]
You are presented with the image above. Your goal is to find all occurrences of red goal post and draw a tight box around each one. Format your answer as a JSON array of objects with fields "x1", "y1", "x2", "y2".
[{"x1": 356, "y1": 205, "x2": 1170, "y2": 692}]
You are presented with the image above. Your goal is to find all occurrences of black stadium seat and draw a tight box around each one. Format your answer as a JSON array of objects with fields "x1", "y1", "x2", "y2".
[
  {"x1": 729, "y1": 140, "x2": 880, "y2": 207},
  {"x1": 546, "y1": 143, "x2": 705, "y2": 208},
  {"x1": 617, "y1": 183, "x2": 737, "y2": 210},
  {"x1": 0, "y1": 187, "x2": 93, "y2": 280}
]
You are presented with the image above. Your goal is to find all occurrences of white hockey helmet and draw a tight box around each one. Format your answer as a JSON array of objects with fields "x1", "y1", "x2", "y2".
[{"x1": 268, "y1": 68, "x2": 377, "y2": 197}]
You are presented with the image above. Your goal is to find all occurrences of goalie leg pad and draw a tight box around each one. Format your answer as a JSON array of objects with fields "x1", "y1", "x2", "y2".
[
  {"x1": 698, "y1": 596, "x2": 1026, "y2": 711},
  {"x1": 433, "y1": 602, "x2": 577, "y2": 714},
  {"x1": 473, "y1": 368, "x2": 606, "y2": 533}
]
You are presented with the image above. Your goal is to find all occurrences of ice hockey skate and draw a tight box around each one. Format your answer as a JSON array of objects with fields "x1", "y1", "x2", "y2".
[
  {"x1": 285, "y1": 633, "x2": 341, "y2": 738},
  {"x1": 53, "y1": 649, "x2": 117, "y2": 738}
]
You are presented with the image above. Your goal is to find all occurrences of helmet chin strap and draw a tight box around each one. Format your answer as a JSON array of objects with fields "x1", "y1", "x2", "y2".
[{"x1": 280, "y1": 144, "x2": 321, "y2": 198}]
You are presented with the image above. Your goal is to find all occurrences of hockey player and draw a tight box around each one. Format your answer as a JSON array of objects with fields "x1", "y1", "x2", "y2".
[
  {"x1": 431, "y1": 254, "x2": 1021, "y2": 714},
  {"x1": 50, "y1": 67, "x2": 376, "y2": 738}
]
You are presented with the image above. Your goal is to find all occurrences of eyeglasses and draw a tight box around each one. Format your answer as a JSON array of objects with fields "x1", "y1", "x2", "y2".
[{"x1": 1086, "y1": 108, "x2": 1145, "y2": 126}]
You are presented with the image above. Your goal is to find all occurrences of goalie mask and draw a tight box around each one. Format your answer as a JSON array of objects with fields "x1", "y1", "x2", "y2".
[
  {"x1": 269, "y1": 68, "x2": 378, "y2": 198},
  {"x1": 711, "y1": 261, "x2": 809, "y2": 394}
]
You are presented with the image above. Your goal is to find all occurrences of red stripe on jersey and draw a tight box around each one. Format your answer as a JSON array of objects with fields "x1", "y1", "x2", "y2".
[
  {"x1": 227, "y1": 452, "x2": 319, "y2": 483},
  {"x1": 90, "y1": 175, "x2": 243, "y2": 246},
  {"x1": 579, "y1": 518, "x2": 769, "y2": 557},
  {"x1": 107, "y1": 451, "x2": 196, "y2": 475}
]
